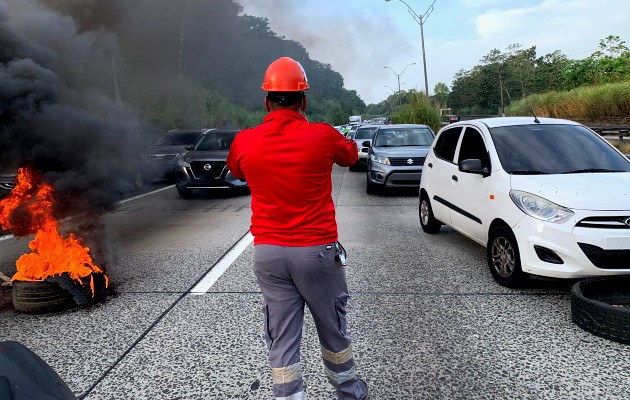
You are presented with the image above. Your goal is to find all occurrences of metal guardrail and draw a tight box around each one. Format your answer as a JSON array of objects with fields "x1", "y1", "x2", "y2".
[{"x1": 587, "y1": 125, "x2": 630, "y2": 144}]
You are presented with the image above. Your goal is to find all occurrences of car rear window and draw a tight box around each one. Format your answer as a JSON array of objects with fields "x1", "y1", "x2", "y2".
[{"x1": 355, "y1": 128, "x2": 377, "y2": 140}]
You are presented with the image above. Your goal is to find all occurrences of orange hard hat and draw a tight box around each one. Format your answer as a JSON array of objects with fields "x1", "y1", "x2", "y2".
[{"x1": 261, "y1": 57, "x2": 309, "y2": 91}]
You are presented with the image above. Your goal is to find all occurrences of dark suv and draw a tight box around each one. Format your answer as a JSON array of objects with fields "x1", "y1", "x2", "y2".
[
  {"x1": 142, "y1": 130, "x2": 206, "y2": 181},
  {"x1": 174, "y1": 130, "x2": 246, "y2": 198}
]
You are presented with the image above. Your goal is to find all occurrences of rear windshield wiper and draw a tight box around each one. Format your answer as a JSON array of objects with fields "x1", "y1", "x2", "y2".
[
  {"x1": 509, "y1": 170, "x2": 549, "y2": 175},
  {"x1": 562, "y1": 168, "x2": 624, "y2": 174}
]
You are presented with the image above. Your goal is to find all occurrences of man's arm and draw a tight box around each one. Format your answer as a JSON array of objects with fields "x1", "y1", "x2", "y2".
[{"x1": 328, "y1": 127, "x2": 358, "y2": 167}]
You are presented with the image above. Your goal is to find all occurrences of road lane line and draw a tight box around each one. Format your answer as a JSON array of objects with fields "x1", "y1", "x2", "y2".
[
  {"x1": 190, "y1": 231, "x2": 254, "y2": 294},
  {"x1": 116, "y1": 185, "x2": 175, "y2": 205},
  {"x1": 0, "y1": 234, "x2": 14, "y2": 242}
]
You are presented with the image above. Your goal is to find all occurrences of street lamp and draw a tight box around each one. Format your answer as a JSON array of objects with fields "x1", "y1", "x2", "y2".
[
  {"x1": 384, "y1": 85, "x2": 396, "y2": 95},
  {"x1": 385, "y1": 0, "x2": 437, "y2": 96},
  {"x1": 383, "y1": 63, "x2": 416, "y2": 95}
]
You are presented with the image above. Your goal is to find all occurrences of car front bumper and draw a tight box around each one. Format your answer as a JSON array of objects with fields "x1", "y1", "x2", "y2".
[
  {"x1": 175, "y1": 166, "x2": 247, "y2": 190},
  {"x1": 513, "y1": 211, "x2": 630, "y2": 279},
  {"x1": 368, "y1": 163, "x2": 422, "y2": 188}
]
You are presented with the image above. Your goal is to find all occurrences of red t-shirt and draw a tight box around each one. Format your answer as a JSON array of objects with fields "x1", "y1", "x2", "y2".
[{"x1": 226, "y1": 109, "x2": 358, "y2": 246}]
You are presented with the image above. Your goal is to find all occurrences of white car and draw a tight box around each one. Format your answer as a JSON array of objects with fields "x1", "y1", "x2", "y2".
[{"x1": 419, "y1": 117, "x2": 630, "y2": 287}]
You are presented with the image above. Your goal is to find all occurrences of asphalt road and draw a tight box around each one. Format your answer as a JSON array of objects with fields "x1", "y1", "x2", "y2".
[{"x1": 1, "y1": 166, "x2": 629, "y2": 399}]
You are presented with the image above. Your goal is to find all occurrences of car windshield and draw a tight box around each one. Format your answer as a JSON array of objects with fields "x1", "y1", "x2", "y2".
[
  {"x1": 354, "y1": 128, "x2": 377, "y2": 140},
  {"x1": 490, "y1": 124, "x2": 630, "y2": 174},
  {"x1": 375, "y1": 128, "x2": 434, "y2": 147},
  {"x1": 193, "y1": 132, "x2": 237, "y2": 151},
  {"x1": 154, "y1": 132, "x2": 201, "y2": 146}
]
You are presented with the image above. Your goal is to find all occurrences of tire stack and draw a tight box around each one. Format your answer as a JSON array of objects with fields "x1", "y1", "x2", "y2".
[{"x1": 571, "y1": 276, "x2": 630, "y2": 344}]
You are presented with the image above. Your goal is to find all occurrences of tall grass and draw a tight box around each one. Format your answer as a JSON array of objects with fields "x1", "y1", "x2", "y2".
[
  {"x1": 391, "y1": 91, "x2": 442, "y2": 133},
  {"x1": 505, "y1": 81, "x2": 630, "y2": 122}
]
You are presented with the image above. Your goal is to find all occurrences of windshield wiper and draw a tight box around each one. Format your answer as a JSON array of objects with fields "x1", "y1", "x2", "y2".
[
  {"x1": 509, "y1": 170, "x2": 549, "y2": 175},
  {"x1": 562, "y1": 168, "x2": 624, "y2": 174}
]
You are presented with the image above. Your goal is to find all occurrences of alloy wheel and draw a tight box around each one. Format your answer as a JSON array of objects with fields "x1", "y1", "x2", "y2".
[{"x1": 490, "y1": 236, "x2": 515, "y2": 278}]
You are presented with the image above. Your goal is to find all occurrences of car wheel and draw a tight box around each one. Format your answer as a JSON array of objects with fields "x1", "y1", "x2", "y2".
[
  {"x1": 366, "y1": 174, "x2": 380, "y2": 195},
  {"x1": 177, "y1": 187, "x2": 193, "y2": 199},
  {"x1": 349, "y1": 163, "x2": 358, "y2": 172},
  {"x1": 487, "y1": 226, "x2": 526, "y2": 288},
  {"x1": 571, "y1": 276, "x2": 630, "y2": 344},
  {"x1": 12, "y1": 280, "x2": 78, "y2": 314},
  {"x1": 419, "y1": 193, "x2": 441, "y2": 234}
]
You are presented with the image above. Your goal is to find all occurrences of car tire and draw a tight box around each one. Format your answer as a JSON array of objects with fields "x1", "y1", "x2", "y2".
[
  {"x1": 366, "y1": 174, "x2": 380, "y2": 195},
  {"x1": 571, "y1": 276, "x2": 630, "y2": 344},
  {"x1": 12, "y1": 280, "x2": 78, "y2": 314},
  {"x1": 177, "y1": 187, "x2": 193, "y2": 199},
  {"x1": 487, "y1": 226, "x2": 526, "y2": 288},
  {"x1": 419, "y1": 193, "x2": 441, "y2": 234}
]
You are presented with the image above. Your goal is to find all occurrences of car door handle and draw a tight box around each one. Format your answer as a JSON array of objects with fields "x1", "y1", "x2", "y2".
[
  {"x1": 427, "y1": 162, "x2": 433, "y2": 168},
  {"x1": 452, "y1": 175, "x2": 458, "y2": 182}
]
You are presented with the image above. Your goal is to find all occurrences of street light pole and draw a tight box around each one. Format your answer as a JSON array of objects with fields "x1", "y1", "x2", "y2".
[
  {"x1": 383, "y1": 63, "x2": 416, "y2": 105},
  {"x1": 385, "y1": 0, "x2": 436, "y2": 96}
]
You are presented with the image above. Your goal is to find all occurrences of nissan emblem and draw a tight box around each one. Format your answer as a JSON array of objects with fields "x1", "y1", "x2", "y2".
[{"x1": 203, "y1": 164, "x2": 212, "y2": 170}]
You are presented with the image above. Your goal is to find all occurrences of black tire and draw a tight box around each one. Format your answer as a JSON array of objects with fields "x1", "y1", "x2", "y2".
[
  {"x1": 366, "y1": 174, "x2": 381, "y2": 195},
  {"x1": 419, "y1": 193, "x2": 441, "y2": 234},
  {"x1": 571, "y1": 276, "x2": 630, "y2": 344},
  {"x1": 487, "y1": 226, "x2": 526, "y2": 288},
  {"x1": 177, "y1": 187, "x2": 193, "y2": 199},
  {"x1": 12, "y1": 281, "x2": 77, "y2": 314}
]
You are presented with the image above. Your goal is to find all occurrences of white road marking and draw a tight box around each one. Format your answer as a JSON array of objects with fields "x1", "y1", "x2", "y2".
[
  {"x1": 117, "y1": 185, "x2": 175, "y2": 205},
  {"x1": 190, "y1": 232, "x2": 254, "y2": 294},
  {"x1": 0, "y1": 234, "x2": 14, "y2": 242}
]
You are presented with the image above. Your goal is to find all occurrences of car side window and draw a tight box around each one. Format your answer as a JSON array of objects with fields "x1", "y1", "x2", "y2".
[
  {"x1": 434, "y1": 127, "x2": 463, "y2": 163},
  {"x1": 458, "y1": 128, "x2": 490, "y2": 169}
]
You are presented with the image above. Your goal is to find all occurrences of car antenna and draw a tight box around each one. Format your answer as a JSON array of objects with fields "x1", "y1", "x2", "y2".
[{"x1": 530, "y1": 109, "x2": 541, "y2": 124}]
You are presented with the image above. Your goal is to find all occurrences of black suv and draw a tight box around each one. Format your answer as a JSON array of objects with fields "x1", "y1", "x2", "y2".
[{"x1": 174, "y1": 130, "x2": 246, "y2": 198}]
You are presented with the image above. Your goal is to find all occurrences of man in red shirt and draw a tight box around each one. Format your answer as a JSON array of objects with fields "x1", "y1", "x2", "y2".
[{"x1": 227, "y1": 57, "x2": 368, "y2": 400}]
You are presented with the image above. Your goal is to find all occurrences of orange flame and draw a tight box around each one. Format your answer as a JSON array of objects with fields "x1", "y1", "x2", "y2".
[{"x1": 0, "y1": 167, "x2": 108, "y2": 293}]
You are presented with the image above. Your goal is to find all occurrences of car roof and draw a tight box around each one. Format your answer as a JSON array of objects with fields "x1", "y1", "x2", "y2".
[
  {"x1": 451, "y1": 117, "x2": 580, "y2": 128},
  {"x1": 356, "y1": 125, "x2": 380, "y2": 129},
  {"x1": 201, "y1": 129, "x2": 240, "y2": 134}
]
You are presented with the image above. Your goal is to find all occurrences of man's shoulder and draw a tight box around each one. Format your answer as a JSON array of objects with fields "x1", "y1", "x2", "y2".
[{"x1": 309, "y1": 121, "x2": 338, "y2": 133}]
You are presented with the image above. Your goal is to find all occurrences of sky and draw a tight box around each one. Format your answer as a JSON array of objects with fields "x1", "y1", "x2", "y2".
[{"x1": 238, "y1": 0, "x2": 630, "y2": 105}]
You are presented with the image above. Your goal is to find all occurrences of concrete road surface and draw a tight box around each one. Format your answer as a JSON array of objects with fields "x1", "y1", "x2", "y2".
[{"x1": 1, "y1": 166, "x2": 629, "y2": 399}]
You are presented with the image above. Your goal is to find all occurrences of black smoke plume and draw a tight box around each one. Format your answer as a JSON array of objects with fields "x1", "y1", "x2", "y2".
[{"x1": 0, "y1": 0, "x2": 154, "y2": 218}]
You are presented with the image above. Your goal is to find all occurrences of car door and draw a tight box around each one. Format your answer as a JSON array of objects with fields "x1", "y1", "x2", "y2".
[
  {"x1": 448, "y1": 126, "x2": 492, "y2": 243},
  {"x1": 423, "y1": 126, "x2": 463, "y2": 224}
]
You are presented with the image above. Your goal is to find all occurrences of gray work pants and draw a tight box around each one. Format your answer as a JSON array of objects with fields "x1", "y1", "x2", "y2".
[{"x1": 254, "y1": 243, "x2": 366, "y2": 400}]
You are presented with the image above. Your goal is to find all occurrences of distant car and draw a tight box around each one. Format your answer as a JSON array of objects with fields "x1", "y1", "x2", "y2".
[
  {"x1": 419, "y1": 117, "x2": 630, "y2": 287},
  {"x1": 348, "y1": 125, "x2": 380, "y2": 171},
  {"x1": 174, "y1": 129, "x2": 245, "y2": 198},
  {"x1": 365, "y1": 124, "x2": 435, "y2": 193},
  {"x1": 142, "y1": 130, "x2": 206, "y2": 181}
]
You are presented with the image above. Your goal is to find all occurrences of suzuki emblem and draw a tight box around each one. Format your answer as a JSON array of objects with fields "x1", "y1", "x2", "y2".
[
  {"x1": 407, "y1": 159, "x2": 414, "y2": 165},
  {"x1": 203, "y1": 164, "x2": 212, "y2": 170}
]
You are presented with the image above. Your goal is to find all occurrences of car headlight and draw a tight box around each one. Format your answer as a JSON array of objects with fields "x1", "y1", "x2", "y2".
[
  {"x1": 177, "y1": 158, "x2": 190, "y2": 168},
  {"x1": 509, "y1": 190, "x2": 574, "y2": 223},
  {"x1": 370, "y1": 154, "x2": 390, "y2": 165}
]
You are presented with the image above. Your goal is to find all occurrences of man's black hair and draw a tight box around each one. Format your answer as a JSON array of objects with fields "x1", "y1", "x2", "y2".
[{"x1": 267, "y1": 91, "x2": 305, "y2": 106}]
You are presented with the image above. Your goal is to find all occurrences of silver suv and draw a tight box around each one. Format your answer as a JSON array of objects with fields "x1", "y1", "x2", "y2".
[{"x1": 365, "y1": 124, "x2": 435, "y2": 194}]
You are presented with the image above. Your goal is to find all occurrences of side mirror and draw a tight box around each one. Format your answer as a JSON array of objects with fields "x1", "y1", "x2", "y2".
[
  {"x1": 185, "y1": 146, "x2": 193, "y2": 150},
  {"x1": 459, "y1": 159, "x2": 489, "y2": 177},
  {"x1": 362, "y1": 141, "x2": 371, "y2": 148}
]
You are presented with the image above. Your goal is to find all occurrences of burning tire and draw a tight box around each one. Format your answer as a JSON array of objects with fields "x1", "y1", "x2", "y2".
[
  {"x1": 12, "y1": 280, "x2": 77, "y2": 314},
  {"x1": 571, "y1": 276, "x2": 630, "y2": 344}
]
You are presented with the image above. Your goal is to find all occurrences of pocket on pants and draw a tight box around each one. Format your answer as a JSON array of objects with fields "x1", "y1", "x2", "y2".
[
  {"x1": 335, "y1": 292, "x2": 350, "y2": 335},
  {"x1": 262, "y1": 303, "x2": 273, "y2": 350}
]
